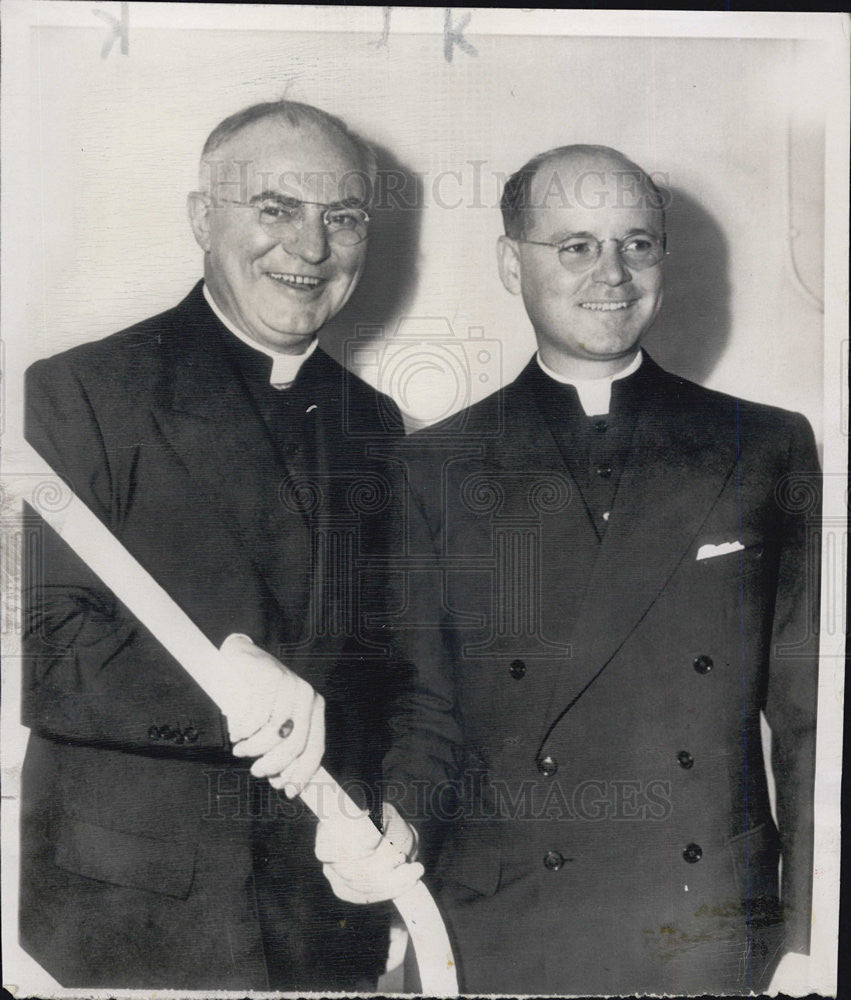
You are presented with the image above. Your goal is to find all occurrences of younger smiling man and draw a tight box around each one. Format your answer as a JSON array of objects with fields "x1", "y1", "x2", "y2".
[
  {"x1": 21, "y1": 101, "x2": 408, "y2": 990},
  {"x1": 361, "y1": 145, "x2": 820, "y2": 995}
]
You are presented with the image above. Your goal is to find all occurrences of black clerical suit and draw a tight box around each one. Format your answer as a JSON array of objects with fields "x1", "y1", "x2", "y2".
[
  {"x1": 385, "y1": 351, "x2": 820, "y2": 995},
  {"x1": 21, "y1": 281, "x2": 403, "y2": 989}
]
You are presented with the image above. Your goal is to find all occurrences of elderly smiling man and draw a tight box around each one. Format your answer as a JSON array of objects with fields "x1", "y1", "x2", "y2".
[
  {"x1": 20, "y1": 101, "x2": 409, "y2": 990},
  {"x1": 336, "y1": 144, "x2": 821, "y2": 995}
]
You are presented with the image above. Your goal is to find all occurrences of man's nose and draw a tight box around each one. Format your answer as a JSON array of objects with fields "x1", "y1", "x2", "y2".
[
  {"x1": 590, "y1": 241, "x2": 630, "y2": 286},
  {"x1": 286, "y1": 212, "x2": 330, "y2": 264}
]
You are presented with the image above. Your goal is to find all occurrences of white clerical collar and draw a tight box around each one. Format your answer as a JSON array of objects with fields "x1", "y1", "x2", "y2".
[
  {"x1": 203, "y1": 283, "x2": 318, "y2": 389},
  {"x1": 536, "y1": 350, "x2": 643, "y2": 416}
]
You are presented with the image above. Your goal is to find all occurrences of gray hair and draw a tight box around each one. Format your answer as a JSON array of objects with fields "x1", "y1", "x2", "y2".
[{"x1": 199, "y1": 100, "x2": 377, "y2": 195}]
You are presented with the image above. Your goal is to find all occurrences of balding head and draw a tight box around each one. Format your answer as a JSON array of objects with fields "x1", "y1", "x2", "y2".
[
  {"x1": 199, "y1": 100, "x2": 377, "y2": 201},
  {"x1": 500, "y1": 144, "x2": 665, "y2": 240}
]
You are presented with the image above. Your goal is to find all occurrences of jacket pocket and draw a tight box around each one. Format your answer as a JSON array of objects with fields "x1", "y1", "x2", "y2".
[
  {"x1": 54, "y1": 816, "x2": 197, "y2": 899},
  {"x1": 434, "y1": 821, "x2": 502, "y2": 898},
  {"x1": 695, "y1": 540, "x2": 767, "y2": 581}
]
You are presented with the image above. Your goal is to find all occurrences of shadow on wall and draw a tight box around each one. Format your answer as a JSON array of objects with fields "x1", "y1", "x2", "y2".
[
  {"x1": 320, "y1": 143, "x2": 423, "y2": 365},
  {"x1": 641, "y1": 185, "x2": 731, "y2": 386}
]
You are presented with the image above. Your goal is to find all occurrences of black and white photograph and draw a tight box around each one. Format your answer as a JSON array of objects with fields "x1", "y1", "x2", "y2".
[{"x1": 1, "y1": 5, "x2": 847, "y2": 997}]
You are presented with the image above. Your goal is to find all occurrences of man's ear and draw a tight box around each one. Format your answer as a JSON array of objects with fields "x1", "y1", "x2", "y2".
[
  {"x1": 187, "y1": 191, "x2": 213, "y2": 252},
  {"x1": 497, "y1": 236, "x2": 522, "y2": 295}
]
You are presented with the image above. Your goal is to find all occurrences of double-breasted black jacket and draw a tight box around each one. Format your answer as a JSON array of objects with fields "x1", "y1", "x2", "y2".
[{"x1": 384, "y1": 352, "x2": 820, "y2": 995}]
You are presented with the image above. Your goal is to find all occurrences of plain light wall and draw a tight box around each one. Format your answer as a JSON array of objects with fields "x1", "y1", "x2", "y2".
[{"x1": 26, "y1": 27, "x2": 826, "y2": 446}]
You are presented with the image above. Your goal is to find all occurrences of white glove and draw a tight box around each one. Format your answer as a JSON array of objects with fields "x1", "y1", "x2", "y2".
[
  {"x1": 385, "y1": 918, "x2": 410, "y2": 974},
  {"x1": 315, "y1": 801, "x2": 424, "y2": 904},
  {"x1": 219, "y1": 633, "x2": 325, "y2": 797}
]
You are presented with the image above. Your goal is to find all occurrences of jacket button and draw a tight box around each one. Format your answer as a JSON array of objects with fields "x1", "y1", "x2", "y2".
[
  {"x1": 184, "y1": 727, "x2": 199, "y2": 743},
  {"x1": 158, "y1": 725, "x2": 174, "y2": 740},
  {"x1": 682, "y1": 843, "x2": 703, "y2": 863},
  {"x1": 537, "y1": 754, "x2": 558, "y2": 777},
  {"x1": 148, "y1": 726, "x2": 160, "y2": 740},
  {"x1": 594, "y1": 419, "x2": 608, "y2": 433},
  {"x1": 677, "y1": 750, "x2": 694, "y2": 769},
  {"x1": 596, "y1": 464, "x2": 612, "y2": 478},
  {"x1": 543, "y1": 850, "x2": 565, "y2": 871},
  {"x1": 509, "y1": 659, "x2": 526, "y2": 679},
  {"x1": 284, "y1": 442, "x2": 301, "y2": 457},
  {"x1": 693, "y1": 654, "x2": 713, "y2": 674}
]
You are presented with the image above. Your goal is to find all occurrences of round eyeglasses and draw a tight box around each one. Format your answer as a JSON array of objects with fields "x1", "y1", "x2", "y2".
[
  {"x1": 513, "y1": 233, "x2": 667, "y2": 273},
  {"x1": 215, "y1": 196, "x2": 370, "y2": 247}
]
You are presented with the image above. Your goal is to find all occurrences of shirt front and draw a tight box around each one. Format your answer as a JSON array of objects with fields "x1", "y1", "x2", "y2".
[
  {"x1": 530, "y1": 351, "x2": 648, "y2": 538},
  {"x1": 536, "y1": 349, "x2": 643, "y2": 416},
  {"x1": 203, "y1": 283, "x2": 319, "y2": 389}
]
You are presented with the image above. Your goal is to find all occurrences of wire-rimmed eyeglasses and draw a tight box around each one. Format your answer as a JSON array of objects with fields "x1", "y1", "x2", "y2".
[
  {"x1": 213, "y1": 195, "x2": 370, "y2": 247},
  {"x1": 512, "y1": 233, "x2": 668, "y2": 273}
]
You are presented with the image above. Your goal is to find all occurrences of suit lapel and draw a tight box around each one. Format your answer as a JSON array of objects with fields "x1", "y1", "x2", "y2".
[
  {"x1": 278, "y1": 349, "x2": 351, "y2": 653},
  {"x1": 490, "y1": 362, "x2": 585, "y2": 487},
  {"x1": 148, "y1": 286, "x2": 314, "y2": 630},
  {"x1": 540, "y1": 358, "x2": 740, "y2": 737},
  {"x1": 485, "y1": 366, "x2": 600, "y2": 650}
]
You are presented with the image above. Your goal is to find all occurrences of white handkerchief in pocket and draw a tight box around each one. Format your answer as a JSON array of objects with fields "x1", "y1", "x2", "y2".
[{"x1": 696, "y1": 540, "x2": 745, "y2": 561}]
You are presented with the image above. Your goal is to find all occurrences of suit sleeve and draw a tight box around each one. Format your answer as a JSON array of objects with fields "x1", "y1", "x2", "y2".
[
  {"x1": 381, "y1": 458, "x2": 464, "y2": 867},
  {"x1": 23, "y1": 356, "x2": 228, "y2": 753},
  {"x1": 763, "y1": 412, "x2": 821, "y2": 955}
]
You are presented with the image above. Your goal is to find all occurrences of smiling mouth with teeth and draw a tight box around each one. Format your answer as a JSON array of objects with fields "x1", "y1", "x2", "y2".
[
  {"x1": 579, "y1": 300, "x2": 635, "y2": 312},
  {"x1": 267, "y1": 272, "x2": 323, "y2": 289}
]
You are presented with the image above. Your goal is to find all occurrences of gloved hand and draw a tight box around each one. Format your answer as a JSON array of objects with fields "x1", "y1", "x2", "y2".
[
  {"x1": 385, "y1": 917, "x2": 410, "y2": 974},
  {"x1": 315, "y1": 802, "x2": 424, "y2": 904},
  {"x1": 219, "y1": 633, "x2": 324, "y2": 797}
]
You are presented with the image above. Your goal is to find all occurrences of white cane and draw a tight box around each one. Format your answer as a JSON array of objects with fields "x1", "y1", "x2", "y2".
[{"x1": 19, "y1": 444, "x2": 458, "y2": 995}]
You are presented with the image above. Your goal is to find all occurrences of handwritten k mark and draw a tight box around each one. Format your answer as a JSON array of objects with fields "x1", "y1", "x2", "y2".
[{"x1": 92, "y1": 1, "x2": 129, "y2": 59}]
